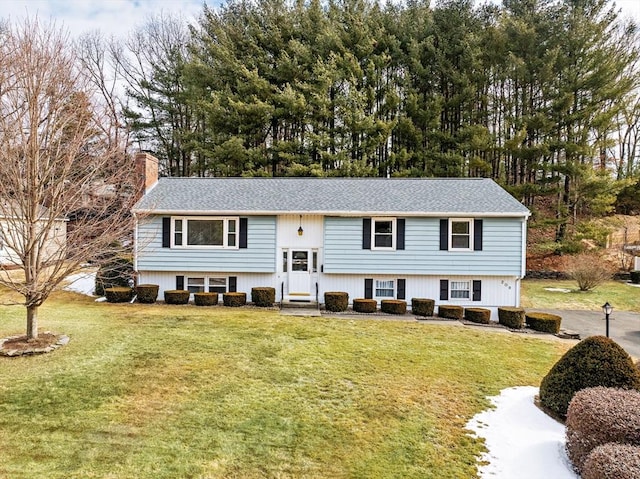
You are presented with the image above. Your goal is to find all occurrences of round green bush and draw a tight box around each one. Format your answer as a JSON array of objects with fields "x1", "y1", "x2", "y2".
[
  {"x1": 438, "y1": 305, "x2": 463, "y2": 320},
  {"x1": 105, "y1": 287, "x2": 133, "y2": 303},
  {"x1": 381, "y1": 299, "x2": 407, "y2": 315},
  {"x1": 353, "y1": 298, "x2": 377, "y2": 313},
  {"x1": 497, "y1": 307, "x2": 525, "y2": 329},
  {"x1": 566, "y1": 387, "x2": 640, "y2": 474},
  {"x1": 223, "y1": 292, "x2": 246, "y2": 307},
  {"x1": 324, "y1": 292, "x2": 348, "y2": 312},
  {"x1": 582, "y1": 443, "x2": 640, "y2": 479},
  {"x1": 164, "y1": 289, "x2": 190, "y2": 305},
  {"x1": 135, "y1": 284, "x2": 159, "y2": 304},
  {"x1": 411, "y1": 298, "x2": 435, "y2": 317},
  {"x1": 526, "y1": 312, "x2": 562, "y2": 334},
  {"x1": 464, "y1": 307, "x2": 491, "y2": 324},
  {"x1": 95, "y1": 255, "x2": 134, "y2": 296},
  {"x1": 194, "y1": 292, "x2": 218, "y2": 306},
  {"x1": 251, "y1": 287, "x2": 275, "y2": 307},
  {"x1": 539, "y1": 336, "x2": 640, "y2": 419}
]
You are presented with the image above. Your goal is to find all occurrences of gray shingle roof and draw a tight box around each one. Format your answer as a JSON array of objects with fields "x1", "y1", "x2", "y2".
[{"x1": 133, "y1": 177, "x2": 530, "y2": 217}]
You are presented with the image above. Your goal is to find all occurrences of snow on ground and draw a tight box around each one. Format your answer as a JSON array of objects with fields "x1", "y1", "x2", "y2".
[
  {"x1": 63, "y1": 271, "x2": 97, "y2": 296},
  {"x1": 467, "y1": 386, "x2": 578, "y2": 479}
]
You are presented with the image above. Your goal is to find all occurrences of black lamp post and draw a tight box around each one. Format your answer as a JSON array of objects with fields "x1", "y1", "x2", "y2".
[{"x1": 602, "y1": 302, "x2": 613, "y2": 338}]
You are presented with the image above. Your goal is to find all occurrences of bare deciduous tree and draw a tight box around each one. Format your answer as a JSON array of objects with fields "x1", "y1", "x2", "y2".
[{"x1": 0, "y1": 19, "x2": 139, "y2": 339}]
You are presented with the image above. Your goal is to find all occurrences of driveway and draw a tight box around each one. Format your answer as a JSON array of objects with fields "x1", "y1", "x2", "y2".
[{"x1": 533, "y1": 308, "x2": 640, "y2": 359}]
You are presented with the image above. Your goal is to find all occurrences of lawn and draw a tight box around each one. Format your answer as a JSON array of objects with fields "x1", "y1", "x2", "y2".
[
  {"x1": 521, "y1": 279, "x2": 640, "y2": 312},
  {"x1": 0, "y1": 291, "x2": 570, "y2": 479}
]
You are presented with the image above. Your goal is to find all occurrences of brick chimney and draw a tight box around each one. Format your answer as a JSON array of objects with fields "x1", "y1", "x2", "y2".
[{"x1": 135, "y1": 151, "x2": 159, "y2": 198}]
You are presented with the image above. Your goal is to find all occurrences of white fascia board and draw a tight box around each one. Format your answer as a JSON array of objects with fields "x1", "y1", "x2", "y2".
[{"x1": 131, "y1": 209, "x2": 531, "y2": 218}]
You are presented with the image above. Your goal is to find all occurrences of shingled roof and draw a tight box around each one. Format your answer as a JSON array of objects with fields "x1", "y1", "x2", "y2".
[{"x1": 133, "y1": 177, "x2": 530, "y2": 217}]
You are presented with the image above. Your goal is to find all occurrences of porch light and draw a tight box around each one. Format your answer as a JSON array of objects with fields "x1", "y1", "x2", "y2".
[{"x1": 298, "y1": 215, "x2": 303, "y2": 236}]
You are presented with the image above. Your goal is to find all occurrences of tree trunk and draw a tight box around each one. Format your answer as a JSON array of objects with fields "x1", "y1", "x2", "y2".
[{"x1": 26, "y1": 304, "x2": 38, "y2": 340}]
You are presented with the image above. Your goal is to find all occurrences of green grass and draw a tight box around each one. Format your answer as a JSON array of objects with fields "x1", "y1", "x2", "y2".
[
  {"x1": 521, "y1": 279, "x2": 640, "y2": 312},
  {"x1": 0, "y1": 291, "x2": 570, "y2": 479}
]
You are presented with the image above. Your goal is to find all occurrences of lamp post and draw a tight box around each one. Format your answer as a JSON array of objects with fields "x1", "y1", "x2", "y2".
[{"x1": 602, "y1": 302, "x2": 613, "y2": 338}]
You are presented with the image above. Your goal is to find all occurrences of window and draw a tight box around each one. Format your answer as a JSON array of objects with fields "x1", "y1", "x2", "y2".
[
  {"x1": 187, "y1": 276, "x2": 227, "y2": 293},
  {"x1": 208, "y1": 278, "x2": 227, "y2": 293},
  {"x1": 312, "y1": 251, "x2": 318, "y2": 273},
  {"x1": 187, "y1": 277, "x2": 205, "y2": 293},
  {"x1": 282, "y1": 251, "x2": 288, "y2": 273},
  {"x1": 172, "y1": 217, "x2": 238, "y2": 248},
  {"x1": 375, "y1": 279, "x2": 395, "y2": 298},
  {"x1": 372, "y1": 218, "x2": 396, "y2": 250},
  {"x1": 450, "y1": 219, "x2": 472, "y2": 251},
  {"x1": 450, "y1": 281, "x2": 470, "y2": 299}
]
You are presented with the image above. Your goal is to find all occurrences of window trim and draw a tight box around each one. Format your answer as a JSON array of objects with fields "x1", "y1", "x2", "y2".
[
  {"x1": 450, "y1": 280, "x2": 471, "y2": 300},
  {"x1": 448, "y1": 218, "x2": 474, "y2": 252},
  {"x1": 171, "y1": 216, "x2": 239, "y2": 249},
  {"x1": 186, "y1": 275, "x2": 228, "y2": 294},
  {"x1": 371, "y1": 217, "x2": 396, "y2": 251},
  {"x1": 374, "y1": 279, "x2": 395, "y2": 299}
]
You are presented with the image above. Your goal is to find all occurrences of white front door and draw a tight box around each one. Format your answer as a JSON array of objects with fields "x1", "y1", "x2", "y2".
[{"x1": 289, "y1": 249, "x2": 311, "y2": 295}]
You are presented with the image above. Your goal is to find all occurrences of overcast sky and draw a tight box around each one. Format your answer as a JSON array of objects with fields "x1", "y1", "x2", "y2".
[{"x1": 2, "y1": 0, "x2": 640, "y2": 41}]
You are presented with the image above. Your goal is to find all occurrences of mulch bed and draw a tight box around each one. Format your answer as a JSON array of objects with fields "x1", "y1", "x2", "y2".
[{"x1": 0, "y1": 332, "x2": 69, "y2": 357}]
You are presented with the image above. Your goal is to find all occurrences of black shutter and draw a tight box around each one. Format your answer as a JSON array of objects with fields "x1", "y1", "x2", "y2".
[
  {"x1": 239, "y1": 218, "x2": 248, "y2": 249},
  {"x1": 363, "y1": 218, "x2": 371, "y2": 249},
  {"x1": 440, "y1": 219, "x2": 448, "y2": 251},
  {"x1": 397, "y1": 219, "x2": 405, "y2": 250},
  {"x1": 176, "y1": 275, "x2": 184, "y2": 290},
  {"x1": 473, "y1": 280, "x2": 482, "y2": 301},
  {"x1": 474, "y1": 219, "x2": 483, "y2": 251},
  {"x1": 440, "y1": 279, "x2": 449, "y2": 300},
  {"x1": 397, "y1": 279, "x2": 406, "y2": 300},
  {"x1": 364, "y1": 278, "x2": 373, "y2": 299},
  {"x1": 229, "y1": 276, "x2": 237, "y2": 292},
  {"x1": 162, "y1": 217, "x2": 171, "y2": 248}
]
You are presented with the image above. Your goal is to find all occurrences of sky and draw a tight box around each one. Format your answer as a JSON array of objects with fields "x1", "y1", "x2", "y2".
[{"x1": 1, "y1": 0, "x2": 640, "y2": 41}]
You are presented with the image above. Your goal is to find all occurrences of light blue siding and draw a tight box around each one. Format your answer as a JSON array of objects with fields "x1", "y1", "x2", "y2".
[
  {"x1": 323, "y1": 217, "x2": 523, "y2": 276},
  {"x1": 136, "y1": 215, "x2": 276, "y2": 273}
]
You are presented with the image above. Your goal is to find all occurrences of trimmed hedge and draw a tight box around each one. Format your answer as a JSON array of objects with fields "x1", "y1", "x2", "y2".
[
  {"x1": 566, "y1": 387, "x2": 640, "y2": 474},
  {"x1": 539, "y1": 336, "x2": 640, "y2": 419},
  {"x1": 630, "y1": 270, "x2": 640, "y2": 284},
  {"x1": 324, "y1": 292, "x2": 348, "y2": 312},
  {"x1": 135, "y1": 284, "x2": 158, "y2": 304},
  {"x1": 223, "y1": 292, "x2": 246, "y2": 307},
  {"x1": 105, "y1": 287, "x2": 133, "y2": 303},
  {"x1": 497, "y1": 307, "x2": 525, "y2": 329},
  {"x1": 464, "y1": 307, "x2": 491, "y2": 324},
  {"x1": 381, "y1": 299, "x2": 407, "y2": 315},
  {"x1": 251, "y1": 287, "x2": 275, "y2": 307},
  {"x1": 438, "y1": 305, "x2": 463, "y2": 320},
  {"x1": 353, "y1": 298, "x2": 377, "y2": 313},
  {"x1": 411, "y1": 298, "x2": 435, "y2": 317},
  {"x1": 582, "y1": 443, "x2": 640, "y2": 479},
  {"x1": 164, "y1": 289, "x2": 190, "y2": 305},
  {"x1": 526, "y1": 312, "x2": 562, "y2": 334},
  {"x1": 194, "y1": 292, "x2": 218, "y2": 306}
]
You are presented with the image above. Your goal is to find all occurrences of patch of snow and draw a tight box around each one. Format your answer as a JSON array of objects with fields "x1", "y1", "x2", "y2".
[
  {"x1": 467, "y1": 386, "x2": 578, "y2": 479},
  {"x1": 63, "y1": 271, "x2": 97, "y2": 296},
  {"x1": 544, "y1": 287, "x2": 572, "y2": 293}
]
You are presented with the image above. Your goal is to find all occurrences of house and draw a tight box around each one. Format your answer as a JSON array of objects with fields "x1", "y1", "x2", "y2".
[{"x1": 132, "y1": 153, "x2": 530, "y2": 318}]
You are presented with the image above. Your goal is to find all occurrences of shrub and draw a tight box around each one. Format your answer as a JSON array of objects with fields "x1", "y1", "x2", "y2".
[
  {"x1": 539, "y1": 336, "x2": 640, "y2": 419},
  {"x1": 194, "y1": 292, "x2": 218, "y2": 306},
  {"x1": 411, "y1": 298, "x2": 435, "y2": 317},
  {"x1": 566, "y1": 387, "x2": 640, "y2": 474},
  {"x1": 567, "y1": 253, "x2": 612, "y2": 291},
  {"x1": 353, "y1": 298, "x2": 377, "y2": 313},
  {"x1": 223, "y1": 292, "x2": 246, "y2": 307},
  {"x1": 164, "y1": 290, "x2": 190, "y2": 305},
  {"x1": 95, "y1": 255, "x2": 134, "y2": 296},
  {"x1": 525, "y1": 312, "x2": 562, "y2": 334},
  {"x1": 497, "y1": 307, "x2": 525, "y2": 329},
  {"x1": 582, "y1": 443, "x2": 640, "y2": 479},
  {"x1": 464, "y1": 308, "x2": 491, "y2": 324},
  {"x1": 105, "y1": 287, "x2": 133, "y2": 303},
  {"x1": 631, "y1": 270, "x2": 640, "y2": 284},
  {"x1": 438, "y1": 305, "x2": 463, "y2": 320},
  {"x1": 251, "y1": 287, "x2": 275, "y2": 307},
  {"x1": 381, "y1": 300, "x2": 407, "y2": 315},
  {"x1": 324, "y1": 292, "x2": 348, "y2": 312},
  {"x1": 135, "y1": 284, "x2": 158, "y2": 304}
]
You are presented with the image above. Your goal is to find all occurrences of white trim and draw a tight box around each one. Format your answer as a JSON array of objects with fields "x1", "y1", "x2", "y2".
[
  {"x1": 521, "y1": 218, "x2": 528, "y2": 278},
  {"x1": 448, "y1": 218, "x2": 473, "y2": 252},
  {"x1": 374, "y1": 278, "x2": 395, "y2": 299},
  {"x1": 449, "y1": 280, "x2": 471, "y2": 300},
  {"x1": 171, "y1": 216, "x2": 239, "y2": 249},
  {"x1": 371, "y1": 217, "x2": 396, "y2": 251}
]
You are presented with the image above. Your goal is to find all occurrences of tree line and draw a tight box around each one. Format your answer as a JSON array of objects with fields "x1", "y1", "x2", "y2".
[{"x1": 78, "y1": 0, "x2": 640, "y2": 243}]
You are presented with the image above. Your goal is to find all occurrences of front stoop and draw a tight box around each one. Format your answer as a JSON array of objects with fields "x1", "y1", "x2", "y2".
[{"x1": 280, "y1": 296, "x2": 320, "y2": 316}]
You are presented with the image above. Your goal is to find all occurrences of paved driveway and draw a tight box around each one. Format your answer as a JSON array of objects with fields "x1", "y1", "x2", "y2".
[{"x1": 533, "y1": 309, "x2": 640, "y2": 359}]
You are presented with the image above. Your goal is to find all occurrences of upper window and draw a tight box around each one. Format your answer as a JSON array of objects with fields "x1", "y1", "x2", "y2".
[
  {"x1": 449, "y1": 219, "x2": 473, "y2": 251},
  {"x1": 172, "y1": 217, "x2": 238, "y2": 248},
  {"x1": 372, "y1": 218, "x2": 396, "y2": 250}
]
